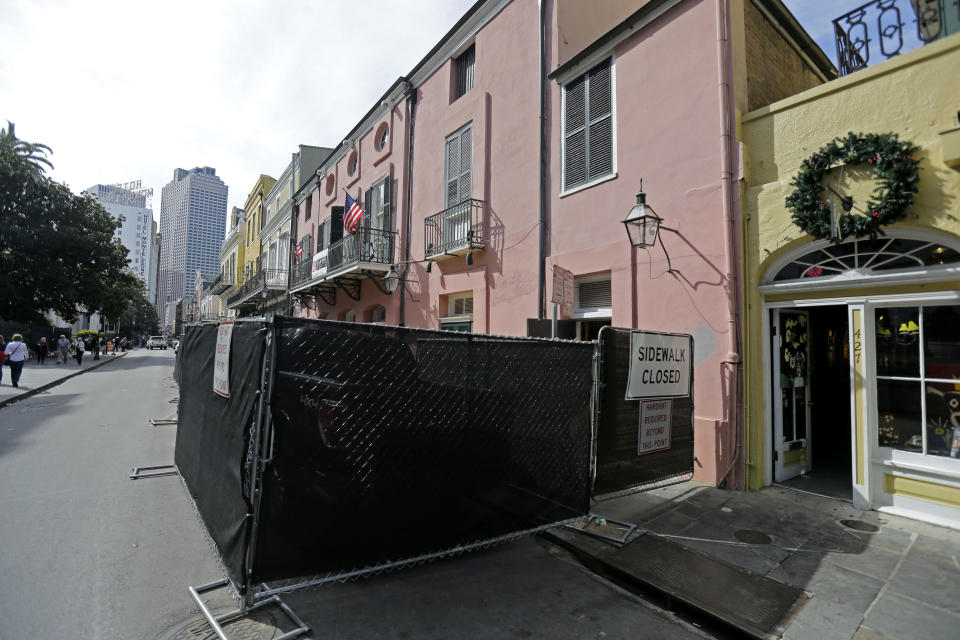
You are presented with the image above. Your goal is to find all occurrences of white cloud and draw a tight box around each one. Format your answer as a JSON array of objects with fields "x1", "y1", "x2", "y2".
[{"x1": 0, "y1": 0, "x2": 475, "y2": 218}]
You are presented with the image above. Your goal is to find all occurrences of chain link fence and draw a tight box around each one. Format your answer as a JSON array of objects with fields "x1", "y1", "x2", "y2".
[{"x1": 175, "y1": 318, "x2": 695, "y2": 605}]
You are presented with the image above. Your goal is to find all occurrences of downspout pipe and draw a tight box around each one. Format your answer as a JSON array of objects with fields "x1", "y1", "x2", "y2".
[
  {"x1": 537, "y1": 0, "x2": 547, "y2": 320},
  {"x1": 400, "y1": 78, "x2": 416, "y2": 327},
  {"x1": 715, "y1": 0, "x2": 743, "y2": 488}
]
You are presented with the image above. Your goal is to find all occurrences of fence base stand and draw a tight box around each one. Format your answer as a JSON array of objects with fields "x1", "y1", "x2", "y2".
[
  {"x1": 564, "y1": 515, "x2": 644, "y2": 547},
  {"x1": 130, "y1": 464, "x2": 179, "y2": 480},
  {"x1": 149, "y1": 418, "x2": 178, "y2": 426},
  {"x1": 188, "y1": 579, "x2": 310, "y2": 640}
]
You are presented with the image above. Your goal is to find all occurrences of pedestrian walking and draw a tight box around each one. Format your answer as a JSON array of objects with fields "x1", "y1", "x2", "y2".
[
  {"x1": 92, "y1": 336, "x2": 101, "y2": 361},
  {"x1": 56, "y1": 334, "x2": 70, "y2": 364},
  {"x1": 74, "y1": 336, "x2": 85, "y2": 365},
  {"x1": 35, "y1": 337, "x2": 49, "y2": 365},
  {"x1": 4, "y1": 333, "x2": 29, "y2": 388}
]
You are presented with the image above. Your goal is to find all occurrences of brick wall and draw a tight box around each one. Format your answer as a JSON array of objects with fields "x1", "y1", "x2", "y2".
[{"x1": 745, "y1": 0, "x2": 826, "y2": 110}]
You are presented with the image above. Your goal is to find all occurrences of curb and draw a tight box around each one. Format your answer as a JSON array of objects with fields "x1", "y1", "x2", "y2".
[{"x1": 0, "y1": 352, "x2": 129, "y2": 410}]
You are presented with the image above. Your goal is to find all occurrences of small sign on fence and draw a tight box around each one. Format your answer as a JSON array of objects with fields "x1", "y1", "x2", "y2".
[
  {"x1": 213, "y1": 322, "x2": 234, "y2": 398},
  {"x1": 625, "y1": 331, "x2": 691, "y2": 400},
  {"x1": 638, "y1": 399, "x2": 672, "y2": 455}
]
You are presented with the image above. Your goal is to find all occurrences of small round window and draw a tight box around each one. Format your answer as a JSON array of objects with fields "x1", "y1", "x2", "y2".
[
  {"x1": 347, "y1": 151, "x2": 358, "y2": 177},
  {"x1": 325, "y1": 174, "x2": 334, "y2": 196},
  {"x1": 375, "y1": 122, "x2": 389, "y2": 151}
]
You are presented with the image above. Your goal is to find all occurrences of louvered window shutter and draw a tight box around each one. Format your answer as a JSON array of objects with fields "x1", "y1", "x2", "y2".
[
  {"x1": 445, "y1": 136, "x2": 460, "y2": 208},
  {"x1": 459, "y1": 127, "x2": 472, "y2": 206},
  {"x1": 577, "y1": 279, "x2": 612, "y2": 310},
  {"x1": 382, "y1": 173, "x2": 392, "y2": 231},
  {"x1": 564, "y1": 76, "x2": 586, "y2": 188},
  {"x1": 587, "y1": 61, "x2": 613, "y2": 180},
  {"x1": 563, "y1": 58, "x2": 613, "y2": 190}
]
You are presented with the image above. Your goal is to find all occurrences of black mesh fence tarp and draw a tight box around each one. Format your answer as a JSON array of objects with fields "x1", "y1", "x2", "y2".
[
  {"x1": 593, "y1": 327, "x2": 694, "y2": 497},
  {"x1": 174, "y1": 321, "x2": 268, "y2": 589},
  {"x1": 250, "y1": 316, "x2": 594, "y2": 582}
]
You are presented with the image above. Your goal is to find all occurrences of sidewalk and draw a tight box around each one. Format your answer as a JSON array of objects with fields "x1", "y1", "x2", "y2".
[
  {"x1": 547, "y1": 481, "x2": 960, "y2": 640},
  {"x1": 0, "y1": 351, "x2": 127, "y2": 407}
]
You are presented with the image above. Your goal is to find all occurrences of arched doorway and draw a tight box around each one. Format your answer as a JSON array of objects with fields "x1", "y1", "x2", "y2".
[{"x1": 759, "y1": 230, "x2": 960, "y2": 524}]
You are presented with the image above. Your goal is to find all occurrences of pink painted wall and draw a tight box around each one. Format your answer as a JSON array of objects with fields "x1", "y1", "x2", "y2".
[
  {"x1": 290, "y1": 0, "x2": 738, "y2": 485},
  {"x1": 405, "y1": 0, "x2": 542, "y2": 335},
  {"x1": 545, "y1": 0, "x2": 734, "y2": 484},
  {"x1": 293, "y1": 98, "x2": 411, "y2": 325}
]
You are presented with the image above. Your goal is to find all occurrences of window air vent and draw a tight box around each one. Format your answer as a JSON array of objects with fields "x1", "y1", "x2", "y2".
[{"x1": 577, "y1": 279, "x2": 611, "y2": 309}]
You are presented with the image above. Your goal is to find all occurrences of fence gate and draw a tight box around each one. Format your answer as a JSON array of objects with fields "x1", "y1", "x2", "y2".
[{"x1": 592, "y1": 326, "x2": 694, "y2": 499}]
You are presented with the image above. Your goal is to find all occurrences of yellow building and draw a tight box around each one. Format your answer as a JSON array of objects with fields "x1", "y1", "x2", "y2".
[
  {"x1": 740, "y1": 34, "x2": 960, "y2": 528},
  {"x1": 213, "y1": 206, "x2": 246, "y2": 318},
  {"x1": 224, "y1": 175, "x2": 276, "y2": 316},
  {"x1": 241, "y1": 174, "x2": 276, "y2": 282}
]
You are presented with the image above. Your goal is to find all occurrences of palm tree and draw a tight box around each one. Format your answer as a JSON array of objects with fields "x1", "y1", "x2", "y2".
[{"x1": 0, "y1": 121, "x2": 53, "y2": 174}]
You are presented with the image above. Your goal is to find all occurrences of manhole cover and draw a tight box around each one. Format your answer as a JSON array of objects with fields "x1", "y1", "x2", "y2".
[
  {"x1": 155, "y1": 609, "x2": 285, "y2": 640},
  {"x1": 734, "y1": 529, "x2": 772, "y2": 545},
  {"x1": 840, "y1": 519, "x2": 879, "y2": 533}
]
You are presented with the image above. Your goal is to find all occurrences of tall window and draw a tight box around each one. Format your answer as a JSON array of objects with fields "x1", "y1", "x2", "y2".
[
  {"x1": 454, "y1": 44, "x2": 475, "y2": 100},
  {"x1": 875, "y1": 304, "x2": 960, "y2": 458},
  {"x1": 563, "y1": 58, "x2": 614, "y2": 191},
  {"x1": 365, "y1": 175, "x2": 392, "y2": 232},
  {"x1": 305, "y1": 194, "x2": 312, "y2": 220},
  {"x1": 445, "y1": 124, "x2": 472, "y2": 208}
]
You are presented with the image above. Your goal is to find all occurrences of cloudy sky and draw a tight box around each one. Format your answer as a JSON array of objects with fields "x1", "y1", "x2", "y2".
[{"x1": 0, "y1": 0, "x2": 924, "y2": 221}]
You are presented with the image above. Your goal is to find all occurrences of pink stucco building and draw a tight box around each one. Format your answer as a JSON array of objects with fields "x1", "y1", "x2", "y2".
[{"x1": 288, "y1": 0, "x2": 833, "y2": 488}]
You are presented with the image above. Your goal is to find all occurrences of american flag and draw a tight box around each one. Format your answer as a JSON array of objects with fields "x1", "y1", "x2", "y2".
[
  {"x1": 293, "y1": 237, "x2": 303, "y2": 263},
  {"x1": 344, "y1": 192, "x2": 364, "y2": 235}
]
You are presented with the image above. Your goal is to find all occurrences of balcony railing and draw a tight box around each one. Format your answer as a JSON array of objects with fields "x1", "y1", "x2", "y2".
[
  {"x1": 290, "y1": 227, "x2": 397, "y2": 293},
  {"x1": 264, "y1": 268, "x2": 287, "y2": 289},
  {"x1": 226, "y1": 270, "x2": 283, "y2": 307},
  {"x1": 209, "y1": 273, "x2": 235, "y2": 295},
  {"x1": 291, "y1": 258, "x2": 314, "y2": 289},
  {"x1": 834, "y1": 0, "x2": 958, "y2": 76},
  {"x1": 424, "y1": 199, "x2": 485, "y2": 260},
  {"x1": 328, "y1": 226, "x2": 396, "y2": 271}
]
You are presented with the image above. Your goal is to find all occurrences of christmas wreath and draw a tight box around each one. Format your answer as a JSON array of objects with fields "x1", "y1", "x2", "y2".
[{"x1": 785, "y1": 132, "x2": 921, "y2": 241}]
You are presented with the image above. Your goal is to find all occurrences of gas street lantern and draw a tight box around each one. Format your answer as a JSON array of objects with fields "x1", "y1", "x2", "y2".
[{"x1": 622, "y1": 182, "x2": 661, "y2": 249}]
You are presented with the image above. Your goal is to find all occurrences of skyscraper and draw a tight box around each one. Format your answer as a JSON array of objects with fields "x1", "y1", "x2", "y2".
[
  {"x1": 84, "y1": 181, "x2": 153, "y2": 285},
  {"x1": 157, "y1": 167, "x2": 228, "y2": 318}
]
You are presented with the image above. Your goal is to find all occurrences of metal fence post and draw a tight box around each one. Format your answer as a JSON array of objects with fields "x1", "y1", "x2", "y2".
[{"x1": 242, "y1": 320, "x2": 277, "y2": 609}]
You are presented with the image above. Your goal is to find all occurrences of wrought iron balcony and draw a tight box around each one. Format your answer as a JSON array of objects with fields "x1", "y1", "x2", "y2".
[
  {"x1": 424, "y1": 199, "x2": 485, "y2": 260},
  {"x1": 209, "y1": 273, "x2": 235, "y2": 295},
  {"x1": 226, "y1": 270, "x2": 268, "y2": 308},
  {"x1": 834, "y1": 0, "x2": 958, "y2": 76},
  {"x1": 289, "y1": 227, "x2": 397, "y2": 294},
  {"x1": 328, "y1": 226, "x2": 396, "y2": 273},
  {"x1": 264, "y1": 268, "x2": 287, "y2": 289},
  {"x1": 291, "y1": 258, "x2": 314, "y2": 289}
]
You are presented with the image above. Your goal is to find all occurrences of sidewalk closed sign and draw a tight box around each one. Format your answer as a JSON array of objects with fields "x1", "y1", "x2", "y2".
[
  {"x1": 213, "y1": 322, "x2": 234, "y2": 398},
  {"x1": 638, "y1": 399, "x2": 672, "y2": 455},
  {"x1": 625, "y1": 331, "x2": 692, "y2": 400}
]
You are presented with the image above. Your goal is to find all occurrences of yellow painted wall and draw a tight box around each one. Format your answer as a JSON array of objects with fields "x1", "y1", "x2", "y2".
[
  {"x1": 241, "y1": 175, "x2": 276, "y2": 281},
  {"x1": 739, "y1": 35, "x2": 960, "y2": 489}
]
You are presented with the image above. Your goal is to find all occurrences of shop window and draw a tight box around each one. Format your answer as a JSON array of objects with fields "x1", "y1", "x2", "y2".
[
  {"x1": 370, "y1": 305, "x2": 386, "y2": 324},
  {"x1": 875, "y1": 304, "x2": 960, "y2": 458}
]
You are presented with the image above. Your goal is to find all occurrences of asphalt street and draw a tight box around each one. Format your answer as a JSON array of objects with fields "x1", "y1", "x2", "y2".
[{"x1": 0, "y1": 348, "x2": 713, "y2": 639}]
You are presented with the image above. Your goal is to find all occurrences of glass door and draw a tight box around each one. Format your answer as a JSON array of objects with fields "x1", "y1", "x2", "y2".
[{"x1": 773, "y1": 309, "x2": 813, "y2": 480}]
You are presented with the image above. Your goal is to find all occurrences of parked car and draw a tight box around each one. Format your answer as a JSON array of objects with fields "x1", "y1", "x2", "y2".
[{"x1": 146, "y1": 336, "x2": 167, "y2": 350}]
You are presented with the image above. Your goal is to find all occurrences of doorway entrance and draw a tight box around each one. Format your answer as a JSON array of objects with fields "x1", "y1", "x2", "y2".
[{"x1": 773, "y1": 304, "x2": 852, "y2": 500}]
